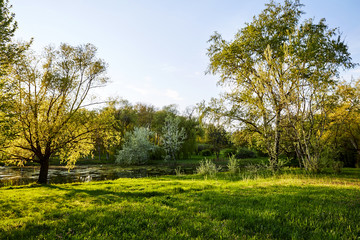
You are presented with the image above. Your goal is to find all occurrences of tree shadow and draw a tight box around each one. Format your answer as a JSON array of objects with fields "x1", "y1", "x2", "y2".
[{"x1": 2, "y1": 183, "x2": 359, "y2": 239}]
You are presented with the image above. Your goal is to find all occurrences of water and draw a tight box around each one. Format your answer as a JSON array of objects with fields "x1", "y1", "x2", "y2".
[{"x1": 0, "y1": 165, "x2": 195, "y2": 187}]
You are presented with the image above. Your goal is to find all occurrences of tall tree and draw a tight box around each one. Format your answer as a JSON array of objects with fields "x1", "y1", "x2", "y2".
[
  {"x1": 207, "y1": 0, "x2": 354, "y2": 171},
  {"x1": 0, "y1": 0, "x2": 30, "y2": 148},
  {"x1": 2, "y1": 43, "x2": 107, "y2": 184}
]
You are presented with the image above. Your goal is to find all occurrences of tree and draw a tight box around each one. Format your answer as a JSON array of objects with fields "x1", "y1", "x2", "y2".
[
  {"x1": 327, "y1": 81, "x2": 360, "y2": 167},
  {"x1": 134, "y1": 103, "x2": 155, "y2": 128},
  {"x1": 1, "y1": 43, "x2": 108, "y2": 184},
  {"x1": 0, "y1": 0, "x2": 30, "y2": 148},
  {"x1": 115, "y1": 127, "x2": 154, "y2": 165},
  {"x1": 151, "y1": 105, "x2": 177, "y2": 146},
  {"x1": 162, "y1": 115, "x2": 186, "y2": 164},
  {"x1": 207, "y1": 0, "x2": 353, "y2": 171},
  {"x1": 178, "y1": 114, "x2": 202, "y2": 159},
  {"x1": 206, "y1": 124, "x2": 229, "y2": 160}
]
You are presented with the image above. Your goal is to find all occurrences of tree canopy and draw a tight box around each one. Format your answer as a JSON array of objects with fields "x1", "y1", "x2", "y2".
[
  {"x1": 1, "y1": 43, "x2": 108, "y2": 183},
  {"x1": 206, "y1": 0, "x2": 354, "y2": 171}
]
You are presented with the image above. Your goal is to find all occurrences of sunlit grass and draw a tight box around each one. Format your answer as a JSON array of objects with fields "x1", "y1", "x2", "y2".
[{"x1": 1, "y1": 169, "x2": 359, "y2": 239}]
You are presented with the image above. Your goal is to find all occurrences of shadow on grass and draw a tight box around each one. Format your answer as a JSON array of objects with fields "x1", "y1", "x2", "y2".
[{"x1": 2, "y1": 183, "x2": 360, "y2": 239}]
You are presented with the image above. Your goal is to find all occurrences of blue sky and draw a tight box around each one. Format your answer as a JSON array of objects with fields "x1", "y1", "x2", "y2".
[{"x1": 12, "y1": 0, "x2": 360, "y2": 111}]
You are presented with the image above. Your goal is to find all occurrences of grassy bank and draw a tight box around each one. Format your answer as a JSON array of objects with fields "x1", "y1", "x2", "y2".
[{"x1": 1, "y1": 169, "x2": 359, "y2": 239}]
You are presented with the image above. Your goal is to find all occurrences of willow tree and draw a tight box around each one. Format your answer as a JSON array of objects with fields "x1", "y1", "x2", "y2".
[
  {"x1": 207, "y1": 0, "x2": 353, "y2": 171},
  {"x1": 0, "y1": 0, "x2": 30, "y2": 148},
  {"x1": 2, "y1": 43, "x2": 107, "y2": 184}
]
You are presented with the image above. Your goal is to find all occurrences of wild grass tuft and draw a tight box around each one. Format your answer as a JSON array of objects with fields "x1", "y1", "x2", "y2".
[{"x1": 196, "y1": 158, "x2": 220, "y2": 177}]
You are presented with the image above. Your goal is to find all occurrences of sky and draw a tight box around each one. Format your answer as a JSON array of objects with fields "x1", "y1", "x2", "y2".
[{"x1": 11, "y1": 0, "x2": 360, "y2": 112}]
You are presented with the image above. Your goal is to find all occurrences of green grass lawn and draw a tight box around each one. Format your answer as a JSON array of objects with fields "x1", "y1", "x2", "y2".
[{"x1": 1, "y1": 169, "x2": 359, "y2": 239}]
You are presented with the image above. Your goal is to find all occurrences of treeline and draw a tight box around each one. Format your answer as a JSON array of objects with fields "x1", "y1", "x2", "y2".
[
  {"x1": 82, "y1": 94, "x2": 360, "y2": 171},
  {"x1": 86, "y1": 100, "x2": 237, "y2": 164}
]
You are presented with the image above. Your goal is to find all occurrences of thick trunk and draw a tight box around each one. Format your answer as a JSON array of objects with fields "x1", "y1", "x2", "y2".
[{"x1": 38, "y1": 157, "x2": 50, "y2": 184}]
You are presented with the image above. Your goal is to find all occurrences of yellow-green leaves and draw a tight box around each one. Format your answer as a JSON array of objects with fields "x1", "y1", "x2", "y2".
[{"x1": 2, "y1": 43, "x2": 108, "y2": 183}]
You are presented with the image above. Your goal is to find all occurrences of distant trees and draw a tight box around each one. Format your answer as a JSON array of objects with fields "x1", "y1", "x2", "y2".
[
  {"x1": 207, "y1": 0, "x2": 354, "y2": 171},
  {"x1": 1, "y1": 43, "x2": 108, "y2": 183}
]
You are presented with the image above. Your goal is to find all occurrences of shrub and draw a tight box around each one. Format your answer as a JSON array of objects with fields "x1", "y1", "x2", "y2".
[
  {"x1": 115, "y1": 127, "x2": 154, "y2": 165},
  {"x1": 235, "y1": 147, "x2": 256, "y2": 159},
  {"x1": 197, "y1": 144, "x2": 212, "y2": 154},
  {"x1": 227, "y1": 155, "x2": 239, "y2": 174},
  {"x1": 200, "y1": 149, "x2": 212, "y2": 157},
  {"x1": 332, "y1": 161, "x2": 344, "y2": 173},
  {"x1": 149, "y1": 146, "x2": 166, "y2": 160},
  {"x1": 196, "y1": 158, "x2": 219, "y2": 176}
]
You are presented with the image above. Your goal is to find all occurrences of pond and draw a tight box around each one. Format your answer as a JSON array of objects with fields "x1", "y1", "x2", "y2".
[{"x1": 0, "y1": 165, "x2": 196, "y2": 187}]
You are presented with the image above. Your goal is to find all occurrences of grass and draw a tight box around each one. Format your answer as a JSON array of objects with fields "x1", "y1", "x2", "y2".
[{"x1": 1, "y1": 169, "x2": 359, "y2": 239}]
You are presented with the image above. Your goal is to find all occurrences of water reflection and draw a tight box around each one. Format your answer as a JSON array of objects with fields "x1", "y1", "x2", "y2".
[{"x1": 0, "y1": 165, "x2": 195, "y2": 187}]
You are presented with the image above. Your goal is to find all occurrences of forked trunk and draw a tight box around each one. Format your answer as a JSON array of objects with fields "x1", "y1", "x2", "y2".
[{"x1": 38, "y1": 157, "x2": 50, "y2": 184}]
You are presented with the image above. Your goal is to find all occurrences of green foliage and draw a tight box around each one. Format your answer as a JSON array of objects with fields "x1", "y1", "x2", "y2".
[
  {"x1": 1, "y1": 43, "x2": 107, "y2": 183},
  {"x1": 235, "y1": 147, "x2": 256, "y2": 159},
  {"x1": 223, "y1": 148, "x2": 236, "y2": 158},
  {"x1": 0, "y1": 0, "x2": 30, "y2": 150},
  {"x1": 206, "y1": 0, "x2": 354, "y2": 172},
  {"x1": 0, "y1": 170, "x2": 360, "y2": 239},
  {"x1": 332, "y1": 161, "x2": 344, "y2": 174},
  {"x1": 196, "y1": 144, "x2": 211, "y2": 154},
  {"x1": 178, "y1": 115, "x2": 202, "y2": 159},
  {"x1": 149, "y1": 145, "x2": 166, "y2": 160},
  {"x1": 196, "y1": 158, "x2": 219, "y2": 176},
  {"x1": 200, "y1": 149, "x2": 212, "y2": 157},
  {"x1": 115, "y1": 127, "x2": 154, "y2": 165},
  {"x1": 206, "y1": 124, "x2": 229, "y2": 160}
]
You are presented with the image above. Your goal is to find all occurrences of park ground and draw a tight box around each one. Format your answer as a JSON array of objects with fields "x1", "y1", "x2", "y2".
[{"x1": 0, "y1": 167, "x2": 359, "y2": 239}]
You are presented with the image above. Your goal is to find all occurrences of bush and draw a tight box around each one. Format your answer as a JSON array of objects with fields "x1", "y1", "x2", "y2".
[
  {"x1": 223, "y1": 148, "x2": 237, "y2": 158},
  {"x1": 200, "y1": 149, "x2": 212, "y2": 157},
  {"x1": 197, "y1": 144, "x2": 212, "y2": 154},
  {"x1": 235, "y1": 147, "x2": 256, "y2": 159},
  {"x1": 196, "y1": 158, "x2": 219, "y2": 176},
  {"x1": 149, "y1": 146, "x2": 166, "y2": 160},
  {"x1": 332, "y1": 161, "x2": 344, "y2": 173}
]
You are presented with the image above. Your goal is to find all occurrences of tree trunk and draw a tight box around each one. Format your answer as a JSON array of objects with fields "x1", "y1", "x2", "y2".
[
  {"x1": 98, "y1": 144, "x2": 101, "y2": 161},
  {"x1": 271, "y1": 109, "x2": 281, "y2": 171},
  {"x1": 38, "y1": 157, "x2": 50, "y2": 184}
]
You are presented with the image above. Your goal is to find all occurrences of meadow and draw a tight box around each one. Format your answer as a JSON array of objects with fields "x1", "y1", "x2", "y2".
[{"x1": 1, "y1": 168, "x2": 359, "y2": 239}]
